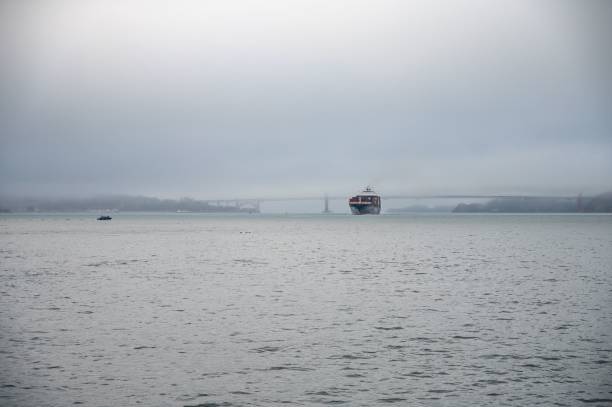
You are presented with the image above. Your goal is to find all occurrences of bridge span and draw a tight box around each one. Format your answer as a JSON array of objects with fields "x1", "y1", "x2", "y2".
[{"x1": 204, "y1": 193, "x2": 590, "y2": 213}]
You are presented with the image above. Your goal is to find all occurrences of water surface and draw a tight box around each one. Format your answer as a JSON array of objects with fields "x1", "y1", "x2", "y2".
[{"x1": 1, "y1": 213, "x2": 611, "y2": 406}]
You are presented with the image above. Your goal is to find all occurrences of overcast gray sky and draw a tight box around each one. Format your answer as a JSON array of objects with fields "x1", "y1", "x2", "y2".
[{"x1": 1, "y1": 0, "x2": 611, "y2": 199}]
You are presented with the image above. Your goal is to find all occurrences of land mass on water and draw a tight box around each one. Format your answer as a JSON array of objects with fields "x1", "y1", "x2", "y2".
[
  {"x1": 0, "y1": 195, "x2": 257, "y2": 213},
  {"x1": 2, "y1": 191, "x2": 611, "y2": 214},
  {"x1": 452, "y1": 192, "x2": 612, "y2": 213},
  {"x1": 389, "y1": 192, "x2": 612, "y2": 213}
]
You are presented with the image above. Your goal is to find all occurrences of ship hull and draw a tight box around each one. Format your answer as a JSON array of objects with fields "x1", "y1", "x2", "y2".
[
  {"x1": 349, "y1": 203, "x2": 381, "y2": 215},
  {"x1": 349, "y1": 186, "x2": 381, "y2": 215}
]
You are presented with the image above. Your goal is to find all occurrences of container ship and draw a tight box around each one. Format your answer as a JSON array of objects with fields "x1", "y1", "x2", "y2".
[{"x1": 349, "y1": 186, "x2": 381, "y2": 215}]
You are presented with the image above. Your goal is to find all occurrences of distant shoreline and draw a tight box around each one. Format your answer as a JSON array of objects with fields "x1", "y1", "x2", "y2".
[
  {"x1": 388, "y1": 191, "x2": 612, "y2": 214},
  {"x1": 0, "y1": 195, "x2": 259, "y2": 214},
  {"x1": 2, "y1": 191, "x2": 611, "y2": 214}
]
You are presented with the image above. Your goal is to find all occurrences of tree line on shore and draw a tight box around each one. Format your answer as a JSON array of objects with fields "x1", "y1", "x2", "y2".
[
  {"x1": 452, "y1": 192, "x2": 612, "y2": 213},
  {"x1": 0, "y1": 195, "x2": 255, "y2": 213}
]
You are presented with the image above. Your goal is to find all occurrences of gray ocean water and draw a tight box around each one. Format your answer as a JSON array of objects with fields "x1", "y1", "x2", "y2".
[{"x1": 1, "y1": 213, "x2": 611, "y2": 406}]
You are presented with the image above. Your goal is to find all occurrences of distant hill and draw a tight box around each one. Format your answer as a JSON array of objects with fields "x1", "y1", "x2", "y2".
[
  {"x1": 583, "y1": 191, "x2": 612, "y2": 212},
  {"x1": 0, "y1": 195, "x2": 258, "y2": 213},
  {"x1": 453, "y1": 192, "x2": 612, "y2": 213}
]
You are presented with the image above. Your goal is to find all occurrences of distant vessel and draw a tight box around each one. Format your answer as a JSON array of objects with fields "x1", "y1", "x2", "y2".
[
  {"x1": 349, "y1": 186, "x2": 381, "y2": 215},
  {"x1": 97, "y1": 215, "x2": 112, "y2": 221}
]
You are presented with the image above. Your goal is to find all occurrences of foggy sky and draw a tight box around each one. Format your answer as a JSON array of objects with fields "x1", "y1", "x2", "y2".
[{"x1": 1, "y1": 0, "x2": 611, "y2": 199}]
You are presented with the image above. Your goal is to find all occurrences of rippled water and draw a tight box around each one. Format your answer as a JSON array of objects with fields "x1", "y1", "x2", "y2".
[{"x1": 1, "y1": 213, "x2": 611, "y2": 406}]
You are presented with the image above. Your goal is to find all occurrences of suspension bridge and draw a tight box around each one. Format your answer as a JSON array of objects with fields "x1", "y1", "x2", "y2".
[{"x1": 204, "y1": 193, "x2": 591, "y2": 213}]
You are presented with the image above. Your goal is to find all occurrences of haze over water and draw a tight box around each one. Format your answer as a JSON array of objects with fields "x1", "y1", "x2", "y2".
[
  {"x1": 1, "y1": 213, "x2": 611, "y2": 406},
  {"x1": 1, "y1": 1, "x2": 611, "y2": 198}
]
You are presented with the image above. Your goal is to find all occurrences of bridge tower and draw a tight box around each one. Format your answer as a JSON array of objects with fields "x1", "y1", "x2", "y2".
[{"x1": 322, "y1": 194, "x2": 332, "y2": 213}]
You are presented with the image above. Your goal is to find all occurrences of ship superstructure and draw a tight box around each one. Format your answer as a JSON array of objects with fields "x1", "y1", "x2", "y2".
[{"x1": 348, "y1": 186, "x2": 381, "y2": 215}]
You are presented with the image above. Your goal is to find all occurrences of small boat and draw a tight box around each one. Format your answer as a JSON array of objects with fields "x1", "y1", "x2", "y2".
[{"x1": 97, "y1": 215, "x2": 112, "y2": 221}]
